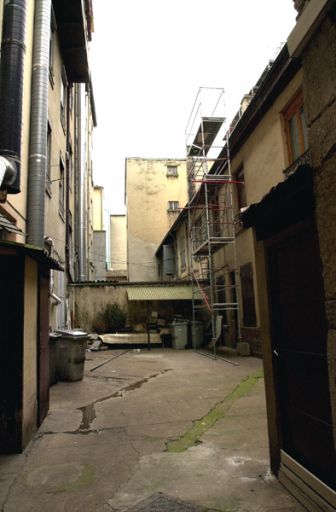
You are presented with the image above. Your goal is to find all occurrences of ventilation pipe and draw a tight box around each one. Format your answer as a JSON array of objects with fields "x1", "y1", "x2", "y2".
[
  {"x1": 26, "y1": 0, "x2": 51, "y2": 246},
  {"x1": 0, "y1": 0, "x2": 27, "y2": 196}
]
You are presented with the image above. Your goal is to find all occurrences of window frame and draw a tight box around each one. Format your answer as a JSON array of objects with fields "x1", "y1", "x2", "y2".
[
  {"x1": 46, "y1": 121, "x2": 52, "y2": 196},
  {"x1": 166, "y1": 165, "x2": 178, "y2": 177},
  {"x1": 49, "y1": 6, "x2": 56, "y2": 86},
  {"x1": 59, "y1": 154, "x2": 65, "y2": 220},
  {"x1": 167, "y1": 200, "x2": 179, "y2": 212},
  {"x1": 283, "y1": 90, "x2": 308, "y2": 164}
]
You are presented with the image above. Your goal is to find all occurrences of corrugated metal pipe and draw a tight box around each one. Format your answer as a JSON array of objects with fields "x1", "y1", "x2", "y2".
[
  {"x1": 27, "y1": 0, "x2": 51, "y2": 246},
  {"x1": 0, "y1": 0, "x2": 27, "y2": 195}
]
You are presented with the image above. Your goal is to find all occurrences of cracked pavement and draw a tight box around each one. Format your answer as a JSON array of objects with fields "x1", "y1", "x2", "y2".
[{"x1": 0, "y1": 349, "x2": 306, "y2": 512}]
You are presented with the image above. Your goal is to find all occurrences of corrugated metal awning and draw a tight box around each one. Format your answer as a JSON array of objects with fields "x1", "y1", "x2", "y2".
[
  {"x1": 0, "y1": 213, "x2": 24, "y2": 235},
  {"x1": 127, "y1": 285, "x2": 194, "y2": 301},
  {"x1": 0, "y1": 240, "x2": 64, "y2": 271}
]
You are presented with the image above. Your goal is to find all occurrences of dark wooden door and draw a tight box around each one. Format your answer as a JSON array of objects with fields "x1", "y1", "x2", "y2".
[
  {"x1": 38, "y1": 270, "x2": 50, "y2": 425},
  {"x1": 0, "y1": 255, "x2": 24, "y2": 453},
  {"x1": 268, "y1": 220, "x2": 336, "y2": 489}
]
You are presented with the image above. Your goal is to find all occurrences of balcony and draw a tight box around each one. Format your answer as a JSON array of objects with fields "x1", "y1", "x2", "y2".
[
  {"x1": 283, "y1": 149, "x2": 311, "y2": 178},
  {"x1": 53, "y1": 0, "x2": 92, "y2": 83}
]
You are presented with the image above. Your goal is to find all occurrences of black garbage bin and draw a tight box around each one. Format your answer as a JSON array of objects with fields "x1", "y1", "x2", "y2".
[{"x1": 55, "y1": 329, "x2": 88, "y2": 382}]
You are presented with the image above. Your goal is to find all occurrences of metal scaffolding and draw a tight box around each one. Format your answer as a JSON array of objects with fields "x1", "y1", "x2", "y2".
[{"x1": 185, "y1": 87, "x2": 242, "y2": 356}]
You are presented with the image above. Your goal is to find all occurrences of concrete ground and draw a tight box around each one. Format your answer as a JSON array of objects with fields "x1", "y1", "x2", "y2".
[{"x1": 0, "y1": 348, "x2": 306, "y2": 512}]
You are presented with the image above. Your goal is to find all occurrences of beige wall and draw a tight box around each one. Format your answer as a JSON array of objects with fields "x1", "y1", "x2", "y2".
[
  {"x1": 110, "y1": 215, "x2": 126, "y2": 271},
  {"x1": 22, "y1": 257, "x2": 38, "y2": 446},
  {"x1": 93, "y1": 187, "x2": 104, "y2": 230},
  {"x1": 126, "y1": 158, "x2": 188, "y2": 282},
  {"x1": 70, "y1": 284, "x2": 128, "y2": 332},
  {"x1": 1, "y1": 0, "x2": 35, "y2": 236},
  {"x1": 231, "y1": 69, "x2": 303, "y2": 204}
]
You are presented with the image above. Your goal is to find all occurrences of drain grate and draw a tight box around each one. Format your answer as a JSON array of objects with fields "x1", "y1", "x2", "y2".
[{"x1": 125, "y1": 493, "x2": 210, "y2": 512}]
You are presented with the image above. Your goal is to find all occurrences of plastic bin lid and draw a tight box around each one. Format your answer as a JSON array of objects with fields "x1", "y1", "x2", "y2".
[{"x1": 56, "y1": 329, "x2": 88, "y2": 338}]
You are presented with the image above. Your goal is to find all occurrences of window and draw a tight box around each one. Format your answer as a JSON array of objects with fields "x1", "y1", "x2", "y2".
[
  {"x1": 59, "y1": 156, "x2": 65, "y2": 218},
  {"x1": 68, "y1": 143, "x2": 73, "y2": 191},
  {"x1": 46, "y1": 122, "x2": 52, "y2": 194},
  {"x1": 167, "y1": 165, "x2": 178, "y2": 177},
  {"x1": 60, "y1": 69, "x2": 67, "y2": 129},
  {"x1": 168, "y1": 201, "x2": 179, "y2": 211},
  {"x1": 240, "y1": 263, "x2": 257, "y2": 327},
  {"x1": 49, "y1": 6, "x2": 56, "y2": 84},
  {"x1": 283, "y1": 90, "x2": 308, "y2": 163},
  {"x1": 236, "y1": 167, "x2": 247, "y2": 211}
]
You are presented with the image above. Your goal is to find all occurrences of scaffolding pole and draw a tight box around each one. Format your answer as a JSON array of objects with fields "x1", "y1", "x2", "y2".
[{"x1": 185, "y1": 87, "x2": 242, "y2": 357}]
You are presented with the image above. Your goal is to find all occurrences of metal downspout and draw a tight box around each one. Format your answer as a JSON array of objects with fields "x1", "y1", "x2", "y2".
[
  {"x1": 75, "y1": 84, "x2": 87, "y2": 281},
  {"x1": 65, "y1": 84, "x2": 72, "y2": 281},
  {"x1": 27, "y1": 0, "x2": 51, "y2": 247},
  {"x1": 0, "y1": 0, "x2": 27, "y2": 196}
]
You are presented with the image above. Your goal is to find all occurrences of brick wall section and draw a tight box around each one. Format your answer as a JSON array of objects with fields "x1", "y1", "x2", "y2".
[{"x1": 302, "y1": 11, "x2": 336, "y2": 444}]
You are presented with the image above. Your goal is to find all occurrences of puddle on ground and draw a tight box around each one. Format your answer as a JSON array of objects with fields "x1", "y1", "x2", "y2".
[
  {"x1": 78, "y1": 403, "x2": 96, "y2": 431},
  {"x1": 77, "y1": 369, "x2": 172, "y2": 433}
]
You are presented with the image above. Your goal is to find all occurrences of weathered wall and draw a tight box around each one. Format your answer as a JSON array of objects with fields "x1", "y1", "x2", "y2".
[
  {"x1": 70, "y1": 283, "x2": 192, "y2": 333},
  {"x1": 126, "y1": 158, "x2": 188, "y2": 282},
  {"x1": 303, "y1": 11, "x2": 336, "y2": 443},
  {"x1": 110, "y1": 215, "x2": 127, "y2": 272},
  {"x1": 211, "y1": 69, "x2": 303, "y2": 354},
  {"x1": 92, "y1": 231, "x2": 106, "y2": 280},
  {"x1": 93, "y1": 187, "x2": 104, "y2": 230},
  {"x1": 22, "y1": 257, "x2": 38, "y2": 447},
  {"x1": 70, "y1": 283, "x2": 128, "y2": 332},
  {"x1": 1, "y1": 0, "x2": 35, "y2": 235}
]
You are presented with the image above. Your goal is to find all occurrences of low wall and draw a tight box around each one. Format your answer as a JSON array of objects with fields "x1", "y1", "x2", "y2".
[
  {"x1": 69, "y1": 282, "x2": 128, "y2": 333},
  {"x1": 69, "y1": 282, "x2": 193, "y2": 334}
]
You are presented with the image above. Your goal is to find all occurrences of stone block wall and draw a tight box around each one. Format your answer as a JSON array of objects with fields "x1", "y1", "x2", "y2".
[{"x1": 302, "y1": 9, "x2": 336, "y2": 444}]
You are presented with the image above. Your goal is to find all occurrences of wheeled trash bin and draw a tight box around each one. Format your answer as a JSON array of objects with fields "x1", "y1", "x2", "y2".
[
  {"x1": 55, "y1": 329, "x2": 88, "y2": 381},
  {"x1": 171, "y1": 321, "x2": 188, "y2": 350},
  {"x1": 191, "y1": 321, "x2": 204, "y2": 349}
]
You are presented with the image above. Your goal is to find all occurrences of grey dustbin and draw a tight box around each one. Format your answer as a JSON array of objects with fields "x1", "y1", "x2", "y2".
[
  {"x1": 49, "y1": 332, "x2": 61, "y2": 385},
  {"x1": 171, "y1": 321, "x2": 188, "y2": 350},
  {"x1": 191, "y1": 321, "x2": 204, "y2": 349},
  {"x1": 55, "y1": 329, "x2": 88, "y2": 382}
]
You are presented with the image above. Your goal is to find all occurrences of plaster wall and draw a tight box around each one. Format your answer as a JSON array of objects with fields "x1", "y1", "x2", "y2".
[
  {"x1": 93, "y1": 187, "x2": 104, "y2": 230},
  {"x1": 92, "y1": 230, "x2": 106, "y2": 280},
  {"x1": 44, "y1": 30, "x2": 67, "y2": 267},
  {"x1": 71, "y1": 284, "x2": 128, "y2": 333},
  {"x1": 1, "y1": 0, "x2": 35, "y2": 236},
  {"x1": 231, "y1": 70, "x2": 304, "y2": 206},
  {"x1": 126, "y1": 158, "x2": 188, "y2": 282},
  {"x1": 110, "y1": 215, "x2": 127, "y2": 271},
  {"x1": 22, "y1": 257, "x2": 38, "y2": 447}
]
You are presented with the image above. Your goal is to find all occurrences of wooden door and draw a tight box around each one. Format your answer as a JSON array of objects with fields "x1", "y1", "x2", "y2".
[
  {"x1": 38, "y1": 270, "x2": 50, "y2": 425},
  {"x1": 268, "y1": 220, "x2": 336, "y2": 490},
  {"x1": 0, "y1": 255, "x2": 24, "y2": 453}
]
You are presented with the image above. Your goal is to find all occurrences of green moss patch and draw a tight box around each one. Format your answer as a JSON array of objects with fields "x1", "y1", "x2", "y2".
[
  {"x1": 166, "y1": 371, "x2": 263, "y2": 453},
  {"x1": 56, "y1": 464, "x2": 95, "y2": 492}
]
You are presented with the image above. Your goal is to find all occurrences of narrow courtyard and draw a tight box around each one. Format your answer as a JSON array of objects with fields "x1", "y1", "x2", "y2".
[{"x1": 0, "y1": 349, "x2": 305, "y2": 512}]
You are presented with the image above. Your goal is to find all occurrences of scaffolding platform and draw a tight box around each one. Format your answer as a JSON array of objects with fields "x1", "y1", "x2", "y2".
[{"x1": 186, "y1": 87, "x2": 242, "y2": 355}]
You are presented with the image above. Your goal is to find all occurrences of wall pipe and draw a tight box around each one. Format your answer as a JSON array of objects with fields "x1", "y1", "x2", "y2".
[
  {"x1": 75, "y1": 84, "x2": 87, "y2": 281},
  {"x1": 26, "y1": 0, "x2": 51, "y2": 247},
  {"x1": 0, "y1": 0, "x2": 27, "y2": 196}
]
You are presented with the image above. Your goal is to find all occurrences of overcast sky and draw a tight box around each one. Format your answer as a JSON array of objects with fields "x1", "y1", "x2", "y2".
[{"x1": 90, "y1": 0, "x2": 297, "y2": 215}]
